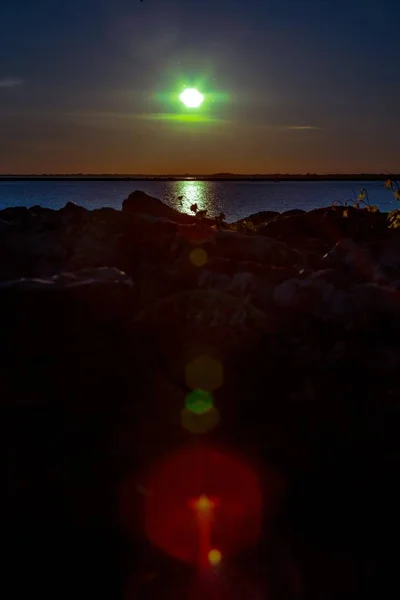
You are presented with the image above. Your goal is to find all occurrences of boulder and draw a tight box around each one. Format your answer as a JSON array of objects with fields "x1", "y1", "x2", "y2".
[
  {"x1": 0, "y1": 205, "x2": 32, "y2": 225},
  {"x1": 134, "y1": 289, "x2": 275, "y2": 362},
  {"x1": 261, "y1": 207, "x2": 387, "y2": 246},
  {"x1": 0, "y1": 266, "x2": 140, "y2": 597},
  {"x1": 211, "y1": 230, "x2": 302, "y2": 267},
  {"x1": 351, "y1": 282, "x2": 400, "y2": 317},
  {"x1": 322, "y1": 238, "x2": 381, "y2": 283},
  {"x1": 122, "y1": 190, "x2": 195, "y2": 224},
  {"x1": 281, "y1": 209, "x2": 306, "y2": 217},
  {"x1": 260, "y1": 210, "x2": 338, "y2": 244},
  {"x1": 379, "y1": 236, "x2": 400, "y2": 274},
  {"x1": 273, "y1": 276, "x2": 335, "y2": 315},
  {"x1": 59, "y1": 201, "x2": 86, "y2": 215},
  {"x1": 1, "y1": 229, "x2": 66, "y2": 259},
  {"x1": 201, "y1": 257, "x2": 299, "y2": 283},
  {"x1": 0, "y1": 219, "x2": 10, "y2": 234},
  {"x1": 233, "y1": 210, "x2": 280, "y2": 227}
]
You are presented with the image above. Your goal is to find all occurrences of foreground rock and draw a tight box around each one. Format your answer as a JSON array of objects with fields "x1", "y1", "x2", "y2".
[
  {"x1": 1, "y1": 191, "x2": 400, "y2": 599},
  {"x1": 122, "y1": 189, "x2": 197, "y2": 224}
]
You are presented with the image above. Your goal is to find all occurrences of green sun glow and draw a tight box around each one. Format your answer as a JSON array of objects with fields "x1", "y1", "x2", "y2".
[
  {"x1": 185, "y1": 389, "x2": 214, "y2": 414},
  {"x1": 180, "y1": 88, "x2": 204, "y2": 108}
]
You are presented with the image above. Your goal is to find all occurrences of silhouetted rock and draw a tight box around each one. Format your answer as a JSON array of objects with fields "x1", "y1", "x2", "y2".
[
  {"x1": 0, "y1": 205, "x2": 32, "y2": 224},
  {"x1": 322, "y1": 238, "x2": 382, "y2": 283},
  {"x1": 281, "y1": 209, "x2": 306, "y2": 217},
  {"x1": 211, "y1": 230, "x2": 302, "y2": 267},
  {"x1": 0, "y1": 219, "x2": 10, "y2": 234},
  {"x1": 260, "y1": 206, "x2": 388, "y2": 247},
  {"x1": 233, "y1": 210, "x2": 280, "y2": 227},
  {"x1": 379, "y1": 236, "x2": 400, "y2": 275},
  {"x1": 260, "y1": 210, "x2": 337, "y2": 243},
  {"x1": 1, "y1": 192, "x2": 400, "y2": 600},
  {"x1": 122, "y1": 189, "x2": 196, "y2": 224}
]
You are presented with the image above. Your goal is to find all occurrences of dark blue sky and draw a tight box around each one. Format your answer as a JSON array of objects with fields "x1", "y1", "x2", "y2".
[{"x1": 0, "y1": 0, "x2": 399, "y2": 173}]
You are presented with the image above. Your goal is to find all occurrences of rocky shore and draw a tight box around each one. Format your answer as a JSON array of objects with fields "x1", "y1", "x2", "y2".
[{"x1": 1, "y1": 190, "x2": 399, "y2": 599}]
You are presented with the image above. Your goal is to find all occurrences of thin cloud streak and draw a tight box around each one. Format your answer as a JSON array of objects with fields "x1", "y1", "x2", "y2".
[
  {"x1": 65, "y1": 111, "x2": 231, "y2": 126},
  {"x1": 0, "y1": 78, "x2": 24, "y2": 88},
  {"x1": 284, "y1": 125, "x2": 321, "y2": 131}
]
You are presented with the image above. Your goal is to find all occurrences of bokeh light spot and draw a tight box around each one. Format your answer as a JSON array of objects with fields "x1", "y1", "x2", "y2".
[
  {"x1": 185, "y1": 388, "x2": 213, "y2": 414},
  {"x1": 180, "y1": 406, "x2": 220, "y2": 434},
  {"x1": 208, "y1": 548, "x2": 222, "y2": 566},
  {"x1": 185, "y1": 356, "x2": 223, "y2": 393},
  {"x1": 180, "y1": 88, "x2": 204, "y2": 108},
  {"x1": 193, "y1": 494, "x2": 215, "y2": 514},
  {"x1": 131, "y1": 446, "x2": 263, "y2": 564},
  {"x1": 189, "y1": 247, "x2": 208, "y2": 267}
]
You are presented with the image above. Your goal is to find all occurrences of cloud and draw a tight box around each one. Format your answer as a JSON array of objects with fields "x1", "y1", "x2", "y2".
[
  {"x1": 283, "y1": 125, "x2": 321, "y2": 131},
  {"x1": 137, "y1": 113, "x2": 230, "y2": 125},
  {"x1": 65, "y1": 111, "x2": 230, "y2": 127},
  {"x1": 0, "y1": 77, "x2": 24, "y2": 88}
]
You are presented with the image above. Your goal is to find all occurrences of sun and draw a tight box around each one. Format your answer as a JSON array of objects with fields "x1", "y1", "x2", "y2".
[{"x1": 180, "y1": 88, "x2": 204, "y2": 108}]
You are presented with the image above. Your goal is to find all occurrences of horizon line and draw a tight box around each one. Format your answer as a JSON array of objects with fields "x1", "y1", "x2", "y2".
[{"x1": 0, "y1": 172, "x2": 398, "y2": 178}]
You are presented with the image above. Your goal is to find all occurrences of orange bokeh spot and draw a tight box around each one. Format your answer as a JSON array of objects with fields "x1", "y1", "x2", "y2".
[
  {"x1": 192, "y1": 494, "x2": 215, "y2": 513},
  {"x1": 119, "y1": 446, "x2": 263, "y2": 565},
  {"x1": 208, "y1": 548, "x2": 222, "y2": 566},
  {"x1": 190, "y1": 247, "x2": 208, "y2": 267},
  {"x1": 185, "y1": 355, "x2": 223, "y2": 393}
]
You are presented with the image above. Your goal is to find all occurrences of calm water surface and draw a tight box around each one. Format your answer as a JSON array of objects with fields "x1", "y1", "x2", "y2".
[{"x1": 0, "y1": 180, "x2": 396, "y2": 223}]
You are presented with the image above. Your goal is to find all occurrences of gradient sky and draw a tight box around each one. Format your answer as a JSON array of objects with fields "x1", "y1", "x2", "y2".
[{"x1": 0, "y1": 0, "x2": 399, "y2": 174}]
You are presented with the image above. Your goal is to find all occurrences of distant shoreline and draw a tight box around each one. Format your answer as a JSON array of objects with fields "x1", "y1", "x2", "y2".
[{"x1": 0, "y1": 174, "x2": 398, "y2": 182}]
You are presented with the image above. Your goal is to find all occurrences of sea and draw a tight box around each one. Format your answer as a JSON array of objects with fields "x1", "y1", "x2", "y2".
[{"x1": 0, "y1": 179, "x2": 397, "y2": 223}]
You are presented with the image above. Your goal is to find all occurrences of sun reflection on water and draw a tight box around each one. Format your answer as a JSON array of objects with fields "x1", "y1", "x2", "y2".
[{"x1": 170, "y1": 180, "x2": 212, "y2": 217}]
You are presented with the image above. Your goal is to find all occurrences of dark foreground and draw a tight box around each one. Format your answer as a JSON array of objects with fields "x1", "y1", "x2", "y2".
[{"x1": 1, "y1": 191, "x2": 400, "y2": 599}]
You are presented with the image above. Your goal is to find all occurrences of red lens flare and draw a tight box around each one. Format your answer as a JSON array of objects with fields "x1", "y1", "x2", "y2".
[{"x1": 120, "y1": 445, "x2": 263, "y2": 566}]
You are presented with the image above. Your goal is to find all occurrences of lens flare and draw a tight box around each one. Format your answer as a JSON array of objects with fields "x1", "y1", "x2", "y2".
[
  {"x1": 208, "y1": 548, "x2": 222, "y2": 566},
  {"x1": 185, "y1": 389, "x2": 214, "y2": 414},
  {"x1": 180, "y1": 88, "x2": 204, "y2": 108},
  {"x1": 185, "y1": 357, "x2": 223, "y2": 393},
  {"x1": 189, "y1": 247, "x2": 208, "y2": 267},
  {"x1": 180, "y1": 406, "x2": 220, "y2": 434},
  {"x1": 127, "y1": 446, "x2": 264, "y2": 565}
]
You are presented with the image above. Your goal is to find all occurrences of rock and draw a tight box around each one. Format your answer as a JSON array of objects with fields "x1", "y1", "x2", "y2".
[
  {"x1": 1, "y1": 195, "x2": 399, "y2": 600},
  {"x1": 260, "y1": 210, "x2": 337, "y2": 244},
  {"x1": 379, "y1": 236, "x2": 400, "y2": 274},
  {"x1": 233, "y1": 210, "x2": 280, "y2": 227},
  {"x1": 0, "y1": 265, "x2": 141, "y2": 597},
  {"x1": 0, "y1": 267, "x2": 133, "y2": 291},
  {"x1": 273, "y1": 277, "x2": 335, "y2": 315},
  {"x1": 122, "y1": 190, "x2": 195, "y2": 224},
  {"x1": 309, "y1": 268, "x2": 353, "y2": 289},
  {"x1": 60, "y1": 201, "x2": 86, "y2": 215},
  {"x1": 29, "y1": 205, "x2": 63, "y2": 231},
  {"x1": 1, "y1": 230, "x2": 66, "y2": 259},
  {"x1": 29, "y1": 205, "x2": 53, "y2": 216},
  {"x1": 59, "y1": 202, "x2": 90, "y2": 234},
  {"x1": 0, "y1": 219, "x2": 10, "y2": 234},
  {"x1": 261, "y1": 206, "x2": 387, "y2": 246},
  {"x1": 55, "y1": 267, "x2": 133, "y2": 287},
  {"x1": 0, "y1": 267, "x2": 136, "y2": 400},
  {"x1": 322, "y1": 238, "x2": 381, "y2": 282},
  {"x1": 351, "y1": 282, "x2": 400, "y2": 316},
  {"x1": 175, "y1": 222, "x2": 215, "y2": 245},
  {"x1": 134, "y1": 289, "x2": 275, "y2": 364},
  {"x1": 281, "y1": 209, "x2": 306, "y2": 217},
  {"x1": 211, "y1": 230, "x2": 302, "y2": 267},
  {"x1": 0, "y1": 206, "x2": 32, "y2": 225},
  {"x1": 0, "y1": 277, "x2": 56, "y2": 291},
  {"x1": 136, "y1": 288, "x2": 265, "y2": 329}
]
